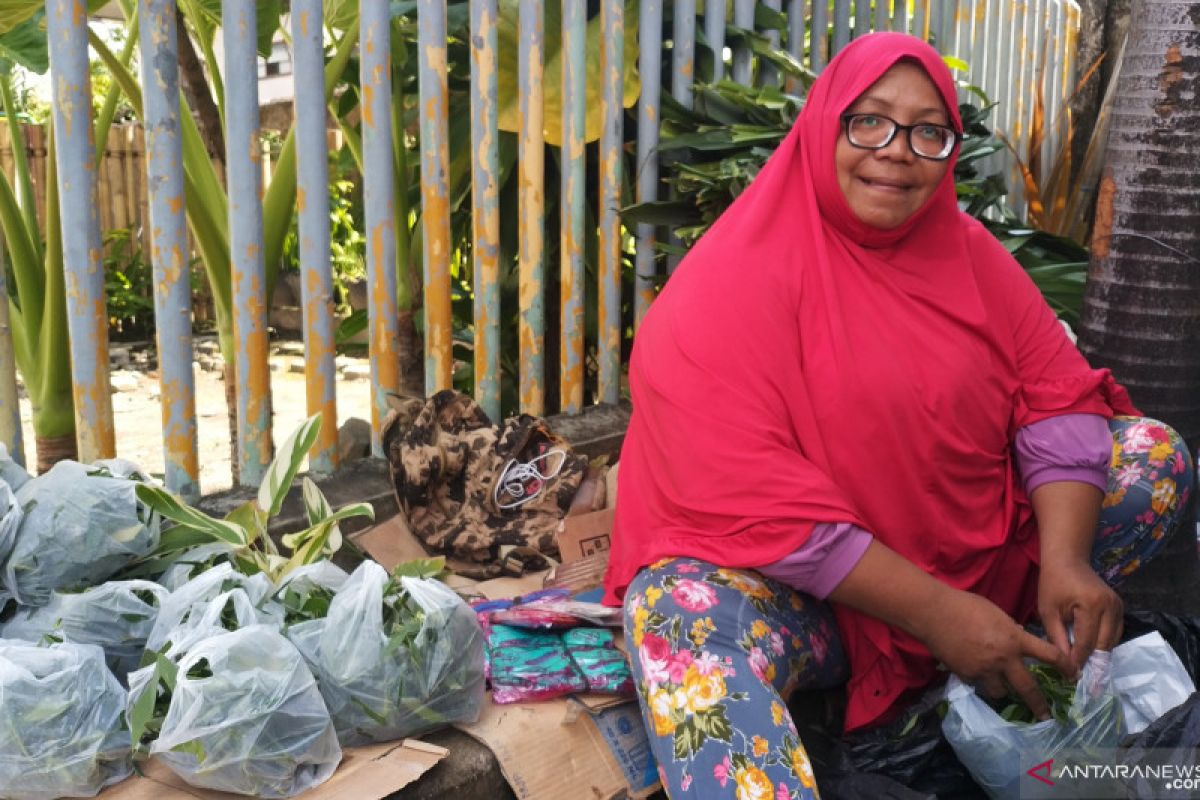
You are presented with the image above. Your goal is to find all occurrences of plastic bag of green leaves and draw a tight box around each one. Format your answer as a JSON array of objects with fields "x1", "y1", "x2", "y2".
[
  {"x1": 0, "y1": 460, "x2": 159, "y2": 608},
  {"x1": 135, "y1": 623, "x2": 342, "y2": 798},
  {"x1": 0, "y1": 639, "x2": 132, "y2": 799},
  {"x1": 0, "y1": 479, "x2": 23, "y2": 582},
  {"x1": 144, "y1": 562, "x2": 280, "y2": 654},
  {"x1": 941, "y1": 650, "x2": 1125, "y2": 799},
  {"x1": 285, "y1": 559, "x2": 486, "y2": 746},
  {"x1": 0, "y1": 579, "x2": 168, "y2": 685}
]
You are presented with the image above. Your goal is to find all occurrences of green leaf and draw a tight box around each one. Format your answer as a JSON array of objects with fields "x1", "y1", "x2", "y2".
[
  {"x1": 942, "y1": 55, "x2": 970, "y2": 73},
  {"x1": 496, "y1": 0, "x2": 641, "y2": 146},
  {"x1": 135, "y1": 484, "x2": 249, "y2": 548},
  {"x1": 301, "y1": 477, "x2": 334, "y2": 527},
  {"x1": 225, "y1": 500, "x2": 268, "y2": 548},
  {"x1": 179, "y1": 0, "x2": 282, "y2": 59},
  {"x1": 170, "y1": 739, "x2": 207, "y2": 763},
  {"x1": 0, "y1": 12, "x2": 46, "y2": 74},
  {"x1": 257, "y1": 414, "x2": 322, "y2": 518},
  {"x1": 389, "y1": 556, "x2": 447, "y2": 581}
]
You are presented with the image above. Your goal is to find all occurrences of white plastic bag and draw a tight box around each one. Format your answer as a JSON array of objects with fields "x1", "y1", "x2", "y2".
[
  {"x1": 942, "y1": 651, "x2": 1125, "y2": 799},
  {"x1": 0, "y1": 640, "x2": 131, "y2": 800},
  {"x1": 146, "y1": 624, "x2": 341, "y2": 798},
  {"x1": 1111, "y1": 631, "x2": 1195, "y2": 734},
  {"x1": 1, "y1": 461, "x2": 159, "y2": 606},
  {"x1": 287, "y1": 560, "x2": 485, "y2": 745},
  {"x1": 0, "y1": 580, "x2": 167, "y2": 684},
  {"x1": 145, "y1": 562, "x2": 279, "y2": 654},
  {"x1": 0, "y1": 480, "x2": 22, "y2": 584}
]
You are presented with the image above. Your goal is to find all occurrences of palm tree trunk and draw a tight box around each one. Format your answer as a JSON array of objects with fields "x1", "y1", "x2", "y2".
[
  {"x1": 35, "y1": 434, "x2": 76, "y2": 474},
  {"x1": 1077, "y1": 0, "x2": 1200, "y2": 445}
]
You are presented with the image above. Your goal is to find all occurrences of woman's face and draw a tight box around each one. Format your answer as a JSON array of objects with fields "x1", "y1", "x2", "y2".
[{"x1": 834, "y1": 62, "x2": 953, "y2": 230}]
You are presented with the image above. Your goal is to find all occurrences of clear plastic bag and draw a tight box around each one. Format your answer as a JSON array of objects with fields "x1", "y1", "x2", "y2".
[
  {"x1": 0, "y1": 579, "x2": 167, "y2": 685},
  {"x1": 941, "y1": 651, "x2": 1125, "y2": 799},
  {"x1": 1111, "y1": 631, "x2": 1195, "y2": 734},
  {"x1": 0, "y1": 479, "x2": 22, "y2": 583},
  {"x1": 145, "y1": 562, "x2": 279, "y2": 654},
  {"x1": 286, "y1": 560, "x2": 486, "y2": 746},
  {"x1": 0, "y1": 442, "x2": 31, "y2": 493},
  {"x1": 1, "y1": 461, "x2": 159, "y2": 607},
  {"x1": 0, "y1": 640, "x2": 131, "y2": 800},
  {"x1": 146, "y1": 624, "x2": 341, "y2": 798}
]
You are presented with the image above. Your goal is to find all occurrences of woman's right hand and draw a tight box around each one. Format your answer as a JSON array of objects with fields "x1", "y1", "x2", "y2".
[
  {"x1": 830, "y1": 539, "x2": 1072, "y2": 720},
  {"x1": 914, "y1": 588, "x2": 1072, "y2": 720}
]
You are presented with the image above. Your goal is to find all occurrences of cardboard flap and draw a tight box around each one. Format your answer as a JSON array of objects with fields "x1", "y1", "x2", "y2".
[
  {"x1": 98, "y1": 740, "x2": 447, "y2": 800},
  {"x1": 457, "y1": 696, "x2": 658, "y2": 800}
]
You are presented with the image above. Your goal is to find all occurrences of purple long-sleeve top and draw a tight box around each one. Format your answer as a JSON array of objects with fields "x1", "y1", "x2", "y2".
[{"x1": 757, "y1": 413, "x2": 1112, "y2": 598}]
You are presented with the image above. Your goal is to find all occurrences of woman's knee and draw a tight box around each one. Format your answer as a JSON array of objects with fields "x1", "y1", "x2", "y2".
[{"x1": 1096, "y1": 416, "x2": 1195, "y2": 580}]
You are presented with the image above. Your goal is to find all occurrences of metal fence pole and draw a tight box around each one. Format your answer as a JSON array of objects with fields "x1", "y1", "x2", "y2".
[
  {"x1": 855, "y1": 0, "x2": 872, "y2": 38},
  {"x1": 832, "y1": 0, "x2": 852, "y2": 56},
  {"x1": 222, "y1": 0, "x2": 271, "y2": 485},
  {"x1": 518, "y1": 0, "x2": 545, "y2": 414},
  {"x1": 291, "y1": 0, "x2": 338, "y2": 473},
  {"x1": 560, "y1": 0, "x2": 586, "y2": 413},
  {"x1": 731, "y1": 0, "x2": 754, "y2": 84},
  {"x1": 634, "y1": 0, "x2": 662, "y2": 328},
  {"x1": 812, "y1": 0, "x2": 830, "y2": 69},
  {"x1": 762, "y1": 0, "x2": 782, "y2": 86},
  {"x1": 470, "y1": 0, "x2": 502, "y2": 420},
  {"x1": 705, "y1": 0, "x2": 725, "y2": 81},
  {"x1": 140, "y1": 0, "x2": 200, "y2": 499},
  {"x1": 598, "y1": 0, "x2": 624, "y2": 405},
  {"x1": 876, "y1": 0, "x2": 891, "y2": 32},
  {"x1": 364, "y1": 0, "x2": 401, "y2": 455},
  {"x1": 417, "y1": 0, "x2": 452, "y2": 400},
  {"x1": 788, "y1": 0, "x2": 809, "y2": 81},
  {"x1": 47, "y1": 0, "x2": 116, "y2": 464},
  {"x1": 667, "y1": 0, "x2": 695, "y2": 273}
]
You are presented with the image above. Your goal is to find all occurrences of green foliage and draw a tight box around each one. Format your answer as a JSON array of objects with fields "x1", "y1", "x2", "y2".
[
  {"x1": 280, "y1": 178, "x2": 365, "y2": 314},
  {"x1": 129, "y1": 414, "x2": 375, "y2": 583},
  {"x1": 102, "y1": 228, "x2": 154, "y2": 339},
  {"x1": 995, "y1": 662, "x2": 1076, "y2": 724}
]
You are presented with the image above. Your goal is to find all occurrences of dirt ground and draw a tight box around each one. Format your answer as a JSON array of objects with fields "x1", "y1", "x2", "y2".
[{"x1": 14, "y1": 339, "x2": 374, "y2": 494}]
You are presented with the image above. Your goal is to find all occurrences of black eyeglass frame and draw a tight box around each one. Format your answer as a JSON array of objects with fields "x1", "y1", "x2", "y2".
[{"x1": 839, "y1": 113, "x2": 963, "y2": 161}]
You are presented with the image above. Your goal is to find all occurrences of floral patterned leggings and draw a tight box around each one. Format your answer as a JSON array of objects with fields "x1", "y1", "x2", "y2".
[{"x1": 624, "y1": 417, "x2": 1194, "y2": 799}]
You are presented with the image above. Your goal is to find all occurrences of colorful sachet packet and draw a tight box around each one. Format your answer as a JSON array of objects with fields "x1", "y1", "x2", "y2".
[
  {"x1": 487, "y1": 623, "x2": 589, "y2": 704},
  {"x1": 562, "y1": 627, "x2": 635, "y2": 697}
]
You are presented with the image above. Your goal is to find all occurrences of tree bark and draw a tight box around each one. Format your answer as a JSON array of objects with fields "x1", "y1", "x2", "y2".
[
  {"x1": 176, "y1": 9, "x2": 225, "y2": 171},
  {"x1": 35, "y1": 434, "x2": 76, "y2": 474},
  {"x1": 1077, "y1": 0, "x2": 1200, "y2": 445}
]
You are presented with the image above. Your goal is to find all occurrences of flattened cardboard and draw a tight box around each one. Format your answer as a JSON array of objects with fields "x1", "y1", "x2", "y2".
[
  {"x1": 457, "y1": 696, "x2": 658, "y2": 800},
  {"x1": 349, "y1": 513, "x2": 431, "y2": 572},
  {"x1": 555, "y1": 507, "x2": 615, "y2": 564},
  {"x1": 98, "y1": 739, "x2": 448, "y2": 800}
]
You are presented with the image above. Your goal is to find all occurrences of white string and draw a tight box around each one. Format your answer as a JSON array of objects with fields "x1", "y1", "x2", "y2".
[{"x1": 493, "y1": 448, "x2": 567, "y2": 511}]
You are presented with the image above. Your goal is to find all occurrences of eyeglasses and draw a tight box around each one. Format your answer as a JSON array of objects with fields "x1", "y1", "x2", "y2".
[{"x1": 840, "y1": 113, "x2": 961, "y2": 161}]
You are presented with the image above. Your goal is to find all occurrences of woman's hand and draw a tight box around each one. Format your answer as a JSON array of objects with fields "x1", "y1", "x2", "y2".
[
  {"x1": 1037, "y1": 557, "x2": 1123, "y2": 676},
  {"x1": 829, "y1": 539, "x2": 1071, "y2": 719},
  {"x1": 1029, "y1": 479, "x2": 1120, "y2": 676},
  {"x1": 916, "y1": 588, "x2": 1071, "y2": 718}
]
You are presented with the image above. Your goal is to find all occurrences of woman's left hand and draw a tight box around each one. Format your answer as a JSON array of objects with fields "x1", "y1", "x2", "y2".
[{"x1": 1037, "y1": 557, "x2": 1123, "y2": 677}]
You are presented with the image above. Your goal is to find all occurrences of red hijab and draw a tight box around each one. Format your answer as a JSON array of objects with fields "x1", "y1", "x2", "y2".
[{"x1": 603, "y1": 32, "x2": 1134, "y2": 730}]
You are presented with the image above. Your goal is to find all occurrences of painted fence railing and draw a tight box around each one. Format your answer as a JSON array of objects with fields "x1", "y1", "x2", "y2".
[{"x1": 1, "y1": 0, "x2": 1078, "y2": 495}]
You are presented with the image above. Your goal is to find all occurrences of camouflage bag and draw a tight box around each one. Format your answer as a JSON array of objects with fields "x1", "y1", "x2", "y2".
[{"x1": 381, "y1": 391, "x2": 587, "y2": 577}]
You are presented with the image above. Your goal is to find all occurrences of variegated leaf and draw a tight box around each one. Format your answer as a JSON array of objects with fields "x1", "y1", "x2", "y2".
[
  {"x1": 135, "y1": 484, "x2": 249, "y2": 547},
  {"x1": 257, "y1": 414, "x2": 322, "y2": 518}
]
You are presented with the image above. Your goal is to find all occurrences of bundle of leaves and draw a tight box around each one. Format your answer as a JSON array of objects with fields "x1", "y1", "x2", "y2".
[
  {"x1": 284, "y1": 557, "x2": 486, "y2": 746},
  {"x1": 128, "y1": 619, "x2": 341, "y2": 798},
  {"x1": 994, "y1": 663, "x2": 1077, "y2": 725},
  {"x1": 120, "y1": 413, "x2": 373, "y2": 586},
  {"x1": 0, "y1": 640, "x2": 132, "y2": 799}
]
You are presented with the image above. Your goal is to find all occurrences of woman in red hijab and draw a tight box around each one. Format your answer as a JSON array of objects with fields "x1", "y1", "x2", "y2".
[{"x1": 605, "y1": 32, "x2": 1193, "y2": 798}]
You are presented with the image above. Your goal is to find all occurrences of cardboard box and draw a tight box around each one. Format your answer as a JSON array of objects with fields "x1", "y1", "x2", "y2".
[
  {"x1": 98, "y1": 739, "x2": 448, "y2": 800},
  {"x1": 457, "y1": 695, "x2": 658, "y2": 800},
  {"x1": 555, "y1": 507, "x2": 615, "y2": 565}
]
